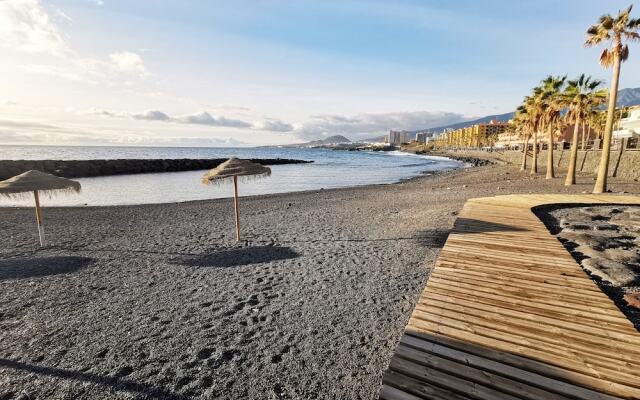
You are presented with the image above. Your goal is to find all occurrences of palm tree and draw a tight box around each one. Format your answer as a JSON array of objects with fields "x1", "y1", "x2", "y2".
[
  {"x1": 563, "y1": 74, "x2": 607, "y2": 185},
  {"x1": 515, "y1": 104, "x2": 534, "y2": 171},
  {"x1": 537, "y1": 75, "x2": 567, "y2": 179},
  {"x1": 525, "y1": 90, "x2": 543, "y2": 175},
  {"x1": 582, "y1": 107, "x2": 602, "y2": 149},
  {"x1": 585, "y1": 5, "x2": 640, "y2": 193}
]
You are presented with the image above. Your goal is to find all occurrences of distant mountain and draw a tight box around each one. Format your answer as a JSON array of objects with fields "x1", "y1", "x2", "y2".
[
  {"x1": 287, "y1": 135, "x2": 351, "y2": 147},
  {"x1": 617, "y1": 88, "x2": 640, "y2": 107},
  {"x1": 361, "y1": 135, "x2": 387, "y2": 143}
]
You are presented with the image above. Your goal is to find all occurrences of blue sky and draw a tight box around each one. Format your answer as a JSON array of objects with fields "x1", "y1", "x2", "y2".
[{"x1": 1, "y1": 0, "x2": 639, "y2": 146}]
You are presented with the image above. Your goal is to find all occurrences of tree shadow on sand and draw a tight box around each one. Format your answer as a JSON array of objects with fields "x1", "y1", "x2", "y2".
[
  {"x1": 0, "y1": 256, "x2": 93, "y2": 281},
  {"x1": 176, "y1": 245, "x2": 300, "y2": 268},
  {"x1": 414, "y1": 229, "x2": 451, "y2": 248},
  {"x1": 452, "y1": 218, "x2": 527, "y2": 234},
  {"x1": 0, "y1": 358, "x2": 188, "y2": 399}
]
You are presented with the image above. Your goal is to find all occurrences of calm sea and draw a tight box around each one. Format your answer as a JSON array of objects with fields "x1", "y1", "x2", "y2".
[{"x1": 0, "y1": 145, "x2": 462, "y2": 207}]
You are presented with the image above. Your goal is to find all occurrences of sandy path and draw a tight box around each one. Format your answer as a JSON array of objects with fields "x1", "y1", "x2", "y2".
[{"x1": 1, "y1": 162, "x2": 639, "y2": 399}]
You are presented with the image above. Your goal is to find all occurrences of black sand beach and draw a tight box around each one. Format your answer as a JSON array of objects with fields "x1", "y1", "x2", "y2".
[{"x1": 2, "y1": 163, "x2": 640, "y2": 399}]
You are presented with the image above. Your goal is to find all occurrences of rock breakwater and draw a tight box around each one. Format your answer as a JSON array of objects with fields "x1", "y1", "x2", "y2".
[{"x1": 0, "y1": 158, "x2": 312, "y2": 180}]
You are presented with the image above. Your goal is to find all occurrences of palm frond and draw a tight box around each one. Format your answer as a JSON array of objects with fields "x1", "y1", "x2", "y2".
[
  {"x1": 620, "y1": 44, "x2": 629, "y2": 61},
  {"x1": 599, "y1": 48, "x2": 615, "y2": 67}
]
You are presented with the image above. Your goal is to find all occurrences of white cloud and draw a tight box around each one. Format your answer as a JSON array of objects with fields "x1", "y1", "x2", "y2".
[
  {"x1": 25, "y1": 52, "x2": 150, "y2": 86},
  {"x1": 86, "y1": 0, "x2": 104, "y2": 6},
  {"x1": 0, "y1": 119, "x2": 63, "y2": 131},
  {"x1": 0, "y1": 118, "x2": 248, "y2": 146},
  {"x1": 176, "y1": 111, "x2": 252, "y2": 128},
  {"x1": 3, "y1": 0, "x2": 149, "y2": 86},
  {"x1": 0, "y1": 0, "x2": 69, "y2": 55},
  {"x1": 253, "y1": 119, "x2": 294, "y2": 132},
  {"x1": 132, "y1": 110, "x2": 171, "y2": 121},
  {"x1": 109, "y1": 51, "x2": 147, "y2": 76},
  {"x1": 24, "y1": 64, "x2": 90, "y2": 83},
  {"x1": 87, "y1": 107, "x2": 299, "y2": 133},
  {"x1": 54, "y1": 8, "x2": 72, "y2": 22},
  {"x1": 294, "y1": 111, "x2": 468, "y2": 140}
]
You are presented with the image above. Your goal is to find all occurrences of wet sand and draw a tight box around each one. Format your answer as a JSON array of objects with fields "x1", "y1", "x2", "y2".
[{"x1": 1, "y1": 162, "x2": 639, "y2": 399}]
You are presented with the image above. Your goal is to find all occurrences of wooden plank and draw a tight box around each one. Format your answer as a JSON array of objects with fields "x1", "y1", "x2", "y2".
[
  {"x1": 428, "y1": 275, "x2": 619, "y2": 314},
  {"x1": 425, "y1": 281, "x2": 630, "y2": 324},
  {"x1": 425, "y1": 286, "x2": 634, "y2": 332},
  {"x1": 400, "y1": 334, "x2": 623, "y2": 400},
  {"x1": 381, "y1": 371, "x2": 473, "y2": 400},
  {"x1": 388, "y1": 356, "x2": 524, "y2": 400},
  {"x1": 412, "y1": 303, "x2": 640, "y2": 365},
  {"x1": 422, "y1": 291, "x2": 640, "y2": 342},
  {"x1": 409, "y1": 311, "x2": 640, "y2": 381},
  {"x1": 394, "y1": 343, "x2": 574, "y2": 400}
]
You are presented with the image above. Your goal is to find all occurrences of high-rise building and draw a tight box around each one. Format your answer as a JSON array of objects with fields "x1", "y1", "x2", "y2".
[{"x1": 387, "y1": 130, "x2": 409, "y2": 145}]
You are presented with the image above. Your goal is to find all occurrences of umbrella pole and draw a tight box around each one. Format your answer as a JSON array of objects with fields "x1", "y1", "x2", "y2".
[
  {"x1": 33, "y1": 190, "x2": 45, "y2": 247},
  {"x1": 233, "y1": 175, "x2": 241, "y2": 241}
]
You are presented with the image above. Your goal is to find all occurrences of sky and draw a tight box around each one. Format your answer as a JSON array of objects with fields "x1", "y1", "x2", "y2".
[{"x1": 1, "y1": 0, "x2": 639, "y2": 147}]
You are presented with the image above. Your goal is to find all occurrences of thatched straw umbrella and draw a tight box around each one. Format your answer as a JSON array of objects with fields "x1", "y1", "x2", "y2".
[
  {"x1": 0, "y1": 170, "x2": 81, "y2": 247},
  {"x1": 202, "y1": 158, "x2": 271, "y2": 241}
]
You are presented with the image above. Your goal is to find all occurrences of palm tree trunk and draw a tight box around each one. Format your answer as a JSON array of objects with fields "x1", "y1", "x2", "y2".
[
  {"x1": 530, "y1": 130, "x2": 538, "y2": 174},
  {"x1": 546, "y1": 125, "x2": 554, "y2": 179},
  {"x1": 521, "y1": 135, "x2": 529, "y2": 171},
  {"x1": 593, "y1": 53, "x2": 621, "y2": 193},
  {"x1": 565, "y1": 120, "x2": 580, "y2": 185},
  {"x1": 581, "y1": 122, "x2": 587, "y2": 150}
]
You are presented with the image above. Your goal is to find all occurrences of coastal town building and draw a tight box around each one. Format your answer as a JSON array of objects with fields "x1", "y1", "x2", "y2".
[
  {"x1": 438, "y1": 120, "x2": 509, "y2": 148},
  {"x1": 414, "y1": 131, "x2": 435, "y2": 144},
  {"x1": 614, "y1": 106, "x2": 640, "y2": 140},
  {"x1": 495, "y1": 125, "x2": 584, "y2": 149},
  {"x1": 387, "y1": 130, "x2": 410, "y2": 145}
]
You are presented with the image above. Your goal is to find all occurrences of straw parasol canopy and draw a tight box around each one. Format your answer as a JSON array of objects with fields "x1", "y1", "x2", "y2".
[
  {"x1": 0, "y1": 170, "x2": 81, "y2": 197},
  {"x1": 0, "y1": 170, "x2": 81, "y2": 246},
  {"x1": 201, "y1": 157, "x2": 271, "y2": 184},
  {"x1": 202, "y1": 158, "x2": 271, "y2": 241}
]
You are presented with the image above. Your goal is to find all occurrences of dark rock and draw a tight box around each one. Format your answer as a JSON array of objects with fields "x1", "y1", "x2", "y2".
[{"x1": 0, "y1": 158, "x2": 313, "y2": 180}]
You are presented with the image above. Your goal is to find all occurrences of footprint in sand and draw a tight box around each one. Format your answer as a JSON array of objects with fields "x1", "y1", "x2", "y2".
[{"x1": 196, "y1": 347, "x2": 214, "y2": 360}]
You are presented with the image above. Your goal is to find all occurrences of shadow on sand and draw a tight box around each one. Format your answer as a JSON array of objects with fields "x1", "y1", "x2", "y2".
[
  {"x1": 414, "y1": 228, "x2": 451, "y2": 248},
  {"x1": 176, "y1": 245, "x2": 300, "y2": 268},
  {"x1": 0, "y1": 256, "x2": 93, "y2": 281},
  {"x1": 0, "y1": 358, "x2": 187, "y2": 399},
  {"x1": 452, "y1": 218, "x2": 527, "y2": 234}
]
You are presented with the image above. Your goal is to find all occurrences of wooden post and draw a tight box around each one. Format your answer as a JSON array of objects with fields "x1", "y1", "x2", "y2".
[
  {"x1": 33, "y1": 190, "x2": 45, "y2": 247},
  {"x1": 232, "y1": 175, "x2": 240, "y2": 241}
]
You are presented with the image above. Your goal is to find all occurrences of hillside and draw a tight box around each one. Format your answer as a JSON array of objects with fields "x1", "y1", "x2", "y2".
[
  {"x1": 617, "y1": 88, "x2": 640, "y2": 107},
  {"x1": 286, "y1": 135, "x2": 351, "y2": 148}
]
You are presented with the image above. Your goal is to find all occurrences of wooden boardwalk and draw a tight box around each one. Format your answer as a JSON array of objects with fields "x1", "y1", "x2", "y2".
[{"x1": 380, "y1": 194, "x2": 640, "y2": 400}]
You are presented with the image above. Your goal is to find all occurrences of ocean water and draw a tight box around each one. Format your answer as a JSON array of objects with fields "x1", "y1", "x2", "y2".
[{"x1": 0, "y1": 146, "x2": 462, "y2": 207}]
